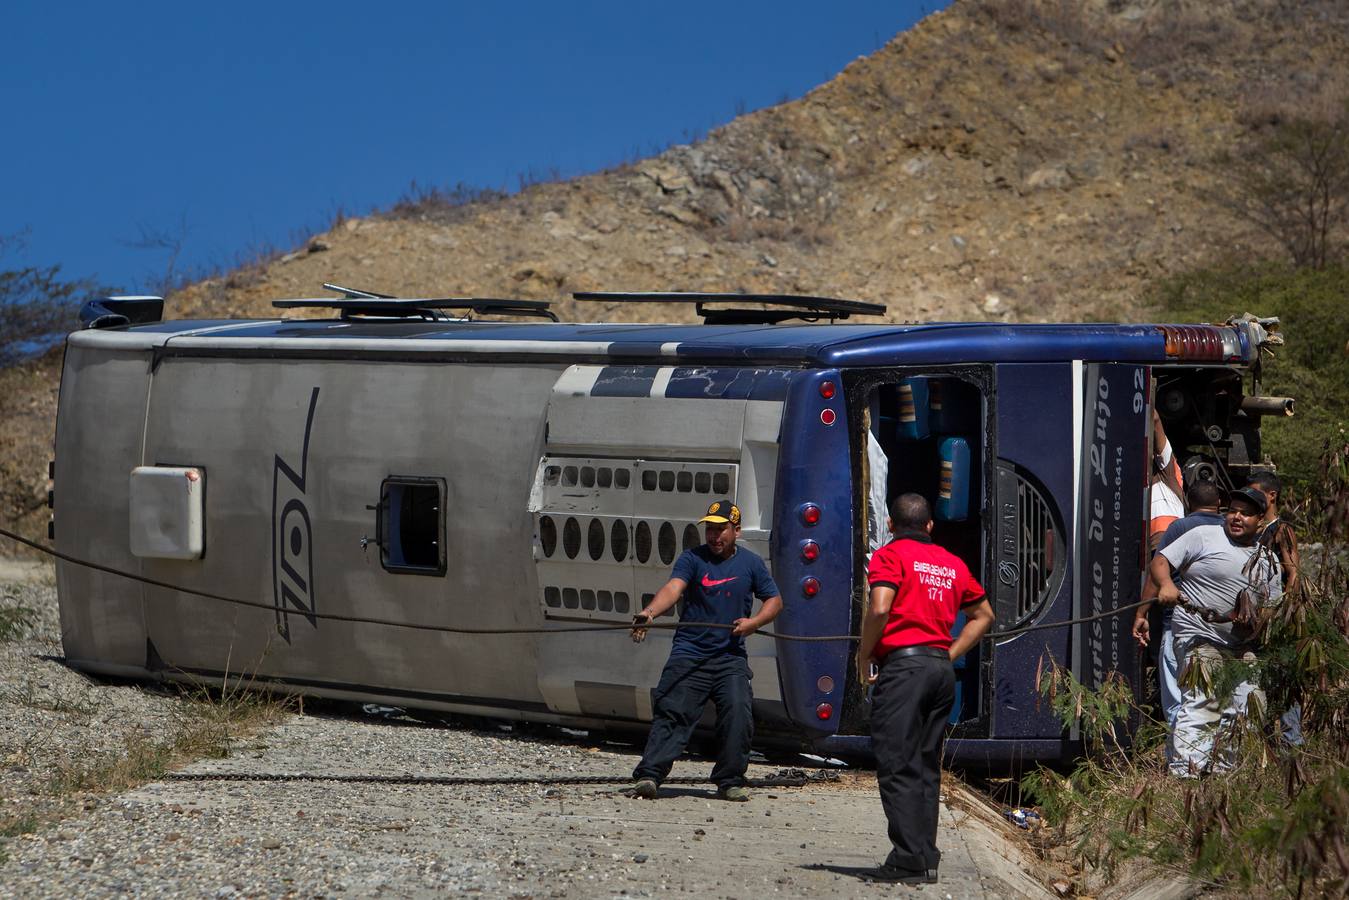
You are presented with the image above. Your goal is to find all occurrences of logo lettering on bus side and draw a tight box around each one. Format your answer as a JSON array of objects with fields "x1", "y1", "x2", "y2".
[{"x1": 272, "y1": 387, "x2": 320, "y2": 643}]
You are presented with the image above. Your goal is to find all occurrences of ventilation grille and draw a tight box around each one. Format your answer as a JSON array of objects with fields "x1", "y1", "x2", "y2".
[
  {"x1": 532, "y1": 457, "x2": 746, "y2": 623},
  {"x1": 544, "y1": 464, "x2": 630, "y2": 490},
  {"x1": 587, "y1": 519, "x2": 606, "y2": 560},
  {"x1": 539, "y1": 516, "x2": 557, "y2": 557},
  {"x1": 639, "y1": 468, "x2": 730, "y2": 494},
  {"x1": 634, "y1": 521, "x2": 652, "y2": 563},
  {"x1": 681, "y1": 524, "x2": 700, "y2": 552},
  {"x1": 542, "y1": 585, "x2": 633, "y2": 614},
  {"x1": 610, "y1": 520, "x2": 628, "y2": 562},
  {"x1": 536, "y1": 515, "x2": 707, "y2": 568},
  {"x1": 539, "y1": 585, "x2": 681, "y2": 620},
  {"x1": 1014, "y1": 475, "x2": 1060, "y2": 624},
  {"x1": 657, "y1": 522, "x2": 676, "y2": 565},
  {"x1": 562, "y1": 517, "x2": 582, "y2": 559}
]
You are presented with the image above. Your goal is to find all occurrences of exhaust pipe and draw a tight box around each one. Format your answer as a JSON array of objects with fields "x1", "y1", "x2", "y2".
[{"x1": 1241, "y1": 395, "x2": 1296, "y2": 417}]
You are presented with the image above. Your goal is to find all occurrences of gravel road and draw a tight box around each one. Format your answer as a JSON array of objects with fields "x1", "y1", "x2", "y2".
[
  {"x1": 1, "y1": 565, "x2": 1056, "y2": 898},
  {"x1": 2, "y1": 564, "x2": 187, "y2": 846}
]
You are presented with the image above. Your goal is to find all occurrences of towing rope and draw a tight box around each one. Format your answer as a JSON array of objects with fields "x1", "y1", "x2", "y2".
[
  {"x1": 0, "y1": 525, "x2": 1145, "y2": 641},
  {"x1": 162, "y1": 768, "x2": 839, "y2": 788}
]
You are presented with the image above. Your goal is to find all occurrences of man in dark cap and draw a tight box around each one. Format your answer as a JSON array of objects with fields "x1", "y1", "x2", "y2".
[
  {"x1": 628, "y1": 499, "x2": 782, "y2": 801},
  {"x1": 1152, "y1": 486, "x2": 1282, "y2": 776}
]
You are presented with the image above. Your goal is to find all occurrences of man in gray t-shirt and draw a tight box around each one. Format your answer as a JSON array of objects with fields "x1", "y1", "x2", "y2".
[{"x1": 1151, "y1": 487, "x2": 1281, "y2": 777}]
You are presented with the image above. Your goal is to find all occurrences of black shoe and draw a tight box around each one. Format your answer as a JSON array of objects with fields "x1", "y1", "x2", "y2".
[{"x1": 869, "y1": 864, "x2": 938, "y2": 884}]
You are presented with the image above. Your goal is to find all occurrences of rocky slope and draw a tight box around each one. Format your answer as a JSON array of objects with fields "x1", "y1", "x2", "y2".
[{"x1": 171, "y1": 0, "x2": 1349, "y2": 325}]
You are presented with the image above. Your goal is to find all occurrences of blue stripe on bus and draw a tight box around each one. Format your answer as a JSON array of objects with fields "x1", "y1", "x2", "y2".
[
  {"x1": 590, "y1": 366, "x2": 659, "y2": 397},
  {"x1": 587, "y1": 366, "x2": 795, "y2": 400},
  {"x1": 663, "y1": 368, "x2": 792, "y2": 401}
]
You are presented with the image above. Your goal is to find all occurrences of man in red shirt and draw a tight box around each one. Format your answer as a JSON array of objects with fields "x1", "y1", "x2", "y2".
[{"x1": 856, "y1": 493, "x2": 995, "y2": 884}]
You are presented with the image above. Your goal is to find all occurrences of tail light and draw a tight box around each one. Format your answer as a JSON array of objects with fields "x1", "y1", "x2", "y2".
[
  {"x1": 1159, "y1": 325, "x2": 1241, "y2": 361},
  {"x1": 800, "y1": 503, "x2": 821, "y2": 526},
  {"x1": 801, "y1": 576, "x2": 820, "y2": 597},
  {"x1": 815, "y1": 703, "x2": 833, "y2": 720},
  {"x1": 800, "y1": 540, "x2": 820, "y2": 562}
]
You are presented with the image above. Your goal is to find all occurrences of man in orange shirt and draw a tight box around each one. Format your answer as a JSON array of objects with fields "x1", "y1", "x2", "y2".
[
  {"x1": 1150, "y1": 410, "x2": 1186, "y2": 549},
  {"x1": 856, "y1": 493, "x2": 996, "y2": 884}
]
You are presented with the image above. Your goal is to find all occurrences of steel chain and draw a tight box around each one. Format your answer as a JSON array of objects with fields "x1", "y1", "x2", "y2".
[{"x1": 0, "y1": 526, "x2": 1148, "y2": 640}]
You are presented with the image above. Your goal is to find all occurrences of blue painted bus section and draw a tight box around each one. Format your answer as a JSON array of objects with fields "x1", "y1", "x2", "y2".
[
  {"x1": 988, "y1": 364, "x2": 1078, "y2": 747},
  {"x1": 1077, "y1": 364, "x2": 1149, "y2": 697},
  {"x1": 772, "y1": 369, "x2": 853, "y2": 738}
]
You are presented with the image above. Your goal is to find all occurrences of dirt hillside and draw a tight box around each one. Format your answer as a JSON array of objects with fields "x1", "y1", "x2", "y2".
[{"x1": 4, "y1": 0, "x2": 1347, "y2": 550}]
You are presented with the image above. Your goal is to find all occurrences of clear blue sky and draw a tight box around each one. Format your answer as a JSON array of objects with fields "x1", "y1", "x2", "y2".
[{"x1": 2, "y1": 1, "x2": 944, "y2": 293}]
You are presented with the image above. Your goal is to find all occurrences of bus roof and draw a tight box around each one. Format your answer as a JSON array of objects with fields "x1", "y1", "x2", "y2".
[{"x1": 67, "y1": 316, "x2": 1254, "y2": 367}]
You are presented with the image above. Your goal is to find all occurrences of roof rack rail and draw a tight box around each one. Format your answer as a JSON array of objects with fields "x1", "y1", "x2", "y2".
[
  {"x1": 273, "y1": 285, "x2": 558, "y2": 321},
  {"x1": 322, "y1": 282, "x2": 395, "y2": 300},
  {"x1": 572, "y1": 291, "x2": 886, "y2": 325}
]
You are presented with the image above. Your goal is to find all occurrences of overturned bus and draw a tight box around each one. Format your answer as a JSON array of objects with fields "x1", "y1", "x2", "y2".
[{"x1": 50, "y1": 290, "x2": 1287, "y2": 765}]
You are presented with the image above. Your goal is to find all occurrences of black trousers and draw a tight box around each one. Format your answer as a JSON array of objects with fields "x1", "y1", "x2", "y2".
[
  {"x1": 632, "y1": 654, "x2": 753, "y2": 789},
  {"x1": 871, "y1": 653, "x2": 955, "y2": 871}
]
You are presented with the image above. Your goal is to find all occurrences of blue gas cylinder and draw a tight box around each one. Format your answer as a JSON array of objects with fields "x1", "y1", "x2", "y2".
[
  {"x1": 895, "y1": 378, "x2": 930, "y2": 440},
  {"x1": 936, "y1": 436, "x2": 971, "y2": 521}
]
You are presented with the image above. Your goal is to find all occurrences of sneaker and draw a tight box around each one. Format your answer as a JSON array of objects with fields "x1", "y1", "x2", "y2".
[
  {"x1": 630, "y1": 778, "x2": 658, "y2": 799},
  {"x1": 869, "y1": 864, "x2": 938, "y2": 884},
  {"x1": 717, "y1": 785, "x2": 751, "y2": 802}
]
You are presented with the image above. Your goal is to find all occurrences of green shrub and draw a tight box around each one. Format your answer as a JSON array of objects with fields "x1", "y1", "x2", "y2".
[
  {"x1": 1020, "y1": 437, "x2": 1349, "y2": 894},
  {"x1": 1150, "y1": 263, "x2": 1349, "y2": 498}
]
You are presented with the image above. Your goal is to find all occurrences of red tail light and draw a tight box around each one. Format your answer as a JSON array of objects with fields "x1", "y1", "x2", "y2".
[
  {"x1": 819, "y1": 380, "x2": 836, "y2": 399},
  {"x1": 800, "y1": 503, "x2": 821, "y2": 526},
  {"x1": 1159, "y1": 325, "x2": 1241, "y2": 361},
  {"x1": 816, "y1": 703, "x2": 833, "y2": 720},
  {"x1": 800, "y1": 540, "x2": 820, "y2": 562},
  {"x1": 819, "y1": 408, "x2": 836, "y2": 426},
  {"x1": 801, "y1": 576, "x2": 820, "y2": 597}
]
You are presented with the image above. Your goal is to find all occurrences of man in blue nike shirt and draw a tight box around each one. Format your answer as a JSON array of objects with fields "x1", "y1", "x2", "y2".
[{"x1": 629, "y1": 499, "x2": 783, "y2": 801}]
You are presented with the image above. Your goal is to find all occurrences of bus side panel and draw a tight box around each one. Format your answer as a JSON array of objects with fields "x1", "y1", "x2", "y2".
[
  {"x1": 1076, "y1": 364, "x2": 1148, "y2": 697},
  {"x1": 991, "y1": 364, "x2": 1076, "y2": 742},
  {"x1": 53, "y1": 344, "x2": 153, "y2": 671},
  {"x1": 137, "y1": 357, "x2": 558, "y2": 708}
]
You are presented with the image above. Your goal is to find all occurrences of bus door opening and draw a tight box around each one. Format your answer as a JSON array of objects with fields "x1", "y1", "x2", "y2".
[{"x1": 851, "y1": 370, "x2": 990, "y2": 732}]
